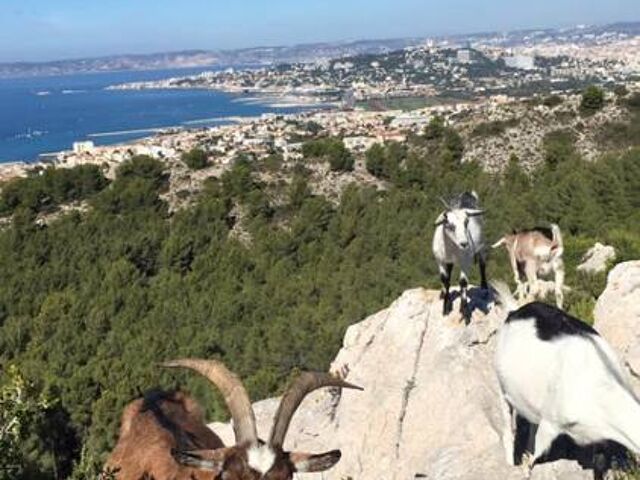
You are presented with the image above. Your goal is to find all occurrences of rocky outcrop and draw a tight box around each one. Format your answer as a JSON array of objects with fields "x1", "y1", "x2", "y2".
[
  {"x1": 211, "y1": 287, "x2": 599, "y2": 479},
  {"x1": 577, "y1": 243, "x2": 616, "y2": 274},
  {"x1": 206, "y1": 262, "x2": 640, "y2": 479},
  {"x1": 594, "y1": 261, "x2": 640, "y2": 382},
  {"x1": 461, "y1": 98, "x2": 630, "y2": 172}
]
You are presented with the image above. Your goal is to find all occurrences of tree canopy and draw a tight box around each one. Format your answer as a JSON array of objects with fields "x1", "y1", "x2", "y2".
[{"x1": 580, "y1": 85, "x2": 605, "y2": 114}]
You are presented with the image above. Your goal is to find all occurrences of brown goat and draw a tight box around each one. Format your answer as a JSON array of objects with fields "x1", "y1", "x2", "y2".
[
  {"x1": 105, "y1": 359, "x2": 361, "y2": 480},
  {"x1": 492, "y1": 224, "x2": 565, "y2": 308}
]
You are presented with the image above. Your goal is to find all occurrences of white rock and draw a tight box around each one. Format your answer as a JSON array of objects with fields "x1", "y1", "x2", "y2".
[
  {"x1": 577, "y1": 242, "x2": 616, "y2": 274},
  {"x1": 594, "y1": 261, "x2": 640, "y2": 380},
  {"x1": 211, "y1": 288, "x2": 599, "y2": 479}
]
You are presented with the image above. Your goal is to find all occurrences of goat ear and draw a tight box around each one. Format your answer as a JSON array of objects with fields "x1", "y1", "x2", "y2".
[
  {"x1": 290, "y1": 449, "x2": 341, "y2": 472},
  {"x1": 171, "y1": 448, "x2": 228, "y2": 472},
  {"x1": 434, "y1": 212, "x2": 447, "y2": 226}
]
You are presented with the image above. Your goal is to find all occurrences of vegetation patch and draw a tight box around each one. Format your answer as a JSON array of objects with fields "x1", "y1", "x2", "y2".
[
  {"x1": 542, "y1": 94, "x2": 564, "y2": 108},
  {"x1": 543, "y1": 129, "x2": 577, "y2": 167},
  {"x1": 302, "y1": 138, "x2": 354, "y2": 171},
  {"x1": 181, "y1": 148, "x2": 209, "y2": 170},
  {"x1": 580, "y1": 85, "x2": 606, "y2": 115},
  {"x1": 0, "y1": 165, "x2": 108, "y2": 217},
  {"x1": 470, "y1": 118, "x2": 519, "y2": 138}
]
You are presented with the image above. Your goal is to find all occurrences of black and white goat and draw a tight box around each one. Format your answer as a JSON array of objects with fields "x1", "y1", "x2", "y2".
[
  {"x1": 432, "y1": 191, "x2": 488, "y2": 317},
  {"x1": 493, "y1": 283, "x2": 640, "y2": 476}
]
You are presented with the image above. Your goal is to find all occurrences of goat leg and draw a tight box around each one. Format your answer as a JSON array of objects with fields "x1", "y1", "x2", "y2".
[
  {"x1": 479, "y1": 255, "x2": 488, "y2": 291},
  {"x1": 459, "y1": 276, "x2": 469, "y2": 316},
  {"x1": 439, "y1": 263, "x2": 453, "y2": 315}
]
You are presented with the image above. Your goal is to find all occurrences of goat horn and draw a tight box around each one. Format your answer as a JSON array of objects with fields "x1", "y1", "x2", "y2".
[
  {"x1": 438, "y1": 197, "x2": 450, "y2": 209},
  {"x1": 161, "y1": 359, "x2": 258, "y2": 446},
  {"x1": 269, "y1": 372, "x2": 363, "y2": 449}
]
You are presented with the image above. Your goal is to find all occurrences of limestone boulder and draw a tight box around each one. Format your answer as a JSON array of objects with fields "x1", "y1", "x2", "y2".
[
  {"x1": 577, "y1": 243, "x2": 616, "y2": 274},
  {"x1": 594, "y1": 261, "x2": 640, "y2": 380},
  {"x1": 211, "y1": 286, "x2": 599, "y2": 479}
]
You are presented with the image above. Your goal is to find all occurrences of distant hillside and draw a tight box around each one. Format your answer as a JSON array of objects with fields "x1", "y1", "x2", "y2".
[
  {"x1": 0, "y1": 38, "x2": 421, "y2": 79},
  {"x1": 1, "y1": 21, "x2": 638, "y2": 79}
]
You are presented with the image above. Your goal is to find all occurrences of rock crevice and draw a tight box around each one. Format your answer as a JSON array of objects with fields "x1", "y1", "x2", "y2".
[{"x1": 395, "y1": 304, "x2": 431, "y2": 458}]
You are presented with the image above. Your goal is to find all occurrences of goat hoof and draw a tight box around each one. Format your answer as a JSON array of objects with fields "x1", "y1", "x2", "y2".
[
  {"x1": 459, "y1": 300, "x2": 468, "y2": 314},
  {"x1": 461, "y1": 307, "x2": 471, "y2": 325},
  {"x1": 521, "y1": 453, "x2": 535, "y2": 479},
  {"x1": 443, "y1": 301, "x2": 453, "y2": 316}
]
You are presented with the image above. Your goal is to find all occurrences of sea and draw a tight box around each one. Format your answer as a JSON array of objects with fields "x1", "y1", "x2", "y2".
[{"x1": 0, "y1": 68, "x2": 311, "y2": 163}]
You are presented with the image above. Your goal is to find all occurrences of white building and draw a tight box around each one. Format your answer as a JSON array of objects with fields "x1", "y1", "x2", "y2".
[
  {"x1": 504, "y1": 55, "x2": 536, "y2": 70},
  {"x1": 73, "y1": 141, "x2": 95, "y2": 154}
]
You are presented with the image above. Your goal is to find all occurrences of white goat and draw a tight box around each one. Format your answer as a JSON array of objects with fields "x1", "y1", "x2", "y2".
[
  {"x1": 493, "y1": 283, "x2": 640, "y2": 476},
  {"x1": 432, "y1": 191, "x2": 487, "y2": 318},
  {"x1": 492, "y1": 224, "x2": 565, "y2": 308}
]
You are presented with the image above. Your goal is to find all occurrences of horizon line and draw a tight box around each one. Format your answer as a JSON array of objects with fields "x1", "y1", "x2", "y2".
[{"x1": 1, "y1": 18, "x2": 638, "y2": 66}]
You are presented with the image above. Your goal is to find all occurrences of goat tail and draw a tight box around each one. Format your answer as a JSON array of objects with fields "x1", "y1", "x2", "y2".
[
  {"x1": 492, "y1": 237, "x2": 507, "y2": 249},
  {"x1": 491, "y1": 281, "x2": 519, "y2": 314},
  {"x1": 550, "y1": 223, "x2": 564, "y2": 255}
]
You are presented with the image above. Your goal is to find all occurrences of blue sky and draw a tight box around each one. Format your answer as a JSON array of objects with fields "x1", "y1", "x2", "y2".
[{"x1": 1, "y1": 0, "x2": 638, "y2": 62}]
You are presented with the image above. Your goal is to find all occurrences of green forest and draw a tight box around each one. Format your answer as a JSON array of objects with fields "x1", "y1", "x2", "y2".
[{"x1": 1, "y1": 103, "x2": 640, "y2": 478}]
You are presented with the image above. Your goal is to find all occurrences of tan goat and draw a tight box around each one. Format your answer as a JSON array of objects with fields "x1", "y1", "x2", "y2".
[
  {"x1": 105, "y1": 359, "x2": 361, "y2": 480},
  {"x1": 492, "y1": 224, "x2": 565, "y2": 308}
]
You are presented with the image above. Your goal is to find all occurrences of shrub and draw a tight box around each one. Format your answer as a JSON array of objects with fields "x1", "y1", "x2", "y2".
[
  {"x1": 262, "y1": 153, "x2": 284, "y2": 173},
  {"x1": 221, "y1": 156, "x2": 256, "y2": 198},
  {"x1": 442, "y1": 129, "x2": 464, "y2": 165},
  {"x1": 181, "y1": 148, "x2": 209, "y2": 170},
  {"x1": 365, "y1": 142, "x2": 405, "y2": 180},
  {"x1": 598, "y1": 120, "x2": 640, "y2": 150},
  {"x1": 424, "y1": 116, "x2": 446, "y2": 140},
  {"x1": 93, "y1": 156, "x2": 168, "y2": 215},
  {"x1": 365, "y1": 144, "x2": 385, "y2": 177},
  {"x1": 0, "y1": 366, "x2": 51, "y2": 480},
  {"x1": 543, "y1": 129, "x2": 576, "y2": 167},
  {"x1": 116, "y1": 155, "x2": 167, "y2": 190},
  {"x1": 302, "y1": 138, "x2": 354, "y2": 172},
  {"x1": 542, "y1": 95, "x2": 563, "y2": 108},
  {"x1": 0, "y1": 165, "x2": 108, "y2": 216},
  {"x1": 471, "y1": 119, "x2": 519, "y2": 138},
  {"x1": 580, "y1": 85, "x2": 605, "y2": 114},
  {"x1": 304, "y1": 121, "x2": 323, "y2": 135}
]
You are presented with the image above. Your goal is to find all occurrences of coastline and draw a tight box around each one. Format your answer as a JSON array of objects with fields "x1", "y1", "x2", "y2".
[
  {"x1": 233, "y1": 95, "x2": 339, "y2": 109},
  {"x1": 0, "y1": 117, "x2": 240, "y2": 176},
  {"x1": 0, "y1": 99, "x2": 332, "y2": 181},
  {"x1": 0, "y1": 90, "x2": 327, "y2": 170},
  {"x1": 108, "y1": 82, "x2": 340, "y2": 109},
  {"x1": 106, "y1": 72, "x2": 342, "y2": 110},
  {"x1": 1, "y1": 67, "x2": 328, "y2": 167}
]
